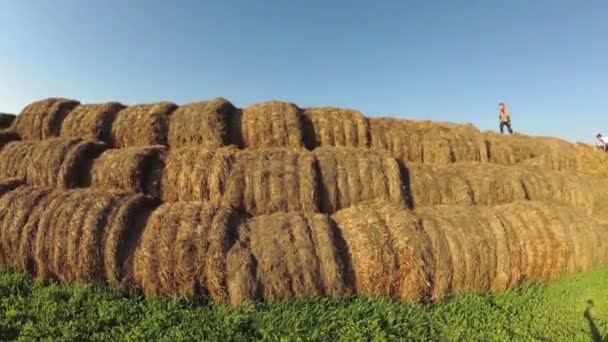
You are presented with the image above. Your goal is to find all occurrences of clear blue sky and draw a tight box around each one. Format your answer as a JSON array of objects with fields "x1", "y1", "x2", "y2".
[{"x1": 1, "y1": 0, "x2": 606, "y2": 143}]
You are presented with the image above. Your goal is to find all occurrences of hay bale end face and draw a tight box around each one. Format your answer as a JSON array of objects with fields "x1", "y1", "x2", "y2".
[
  {"x1": 13, "y1": 98, "x2": 80, "y2": 140},
  {"x1": 110, "y1": 102, "x2": 177, "y2": 148},
  {"x1": 303, "y1": 107, "x2": 370, "y2": 148},
  {"x1": 60, "y1": 102, "x2": 125, "y2": 142},
  {"x1": 90, "y1": 145, "x2": 166, "y2": 197},
  {"x1": 0, "y1": 113, "x2": 16, "y2": 129},
  {"x1": 222, "y1": 149, "x2": 320, "y2": 216},
  {"x1": 240, "y1": 101, "x2": 306, "y2": 149},
  {"x1": 168, "y1": 98, "x2": 237, "y2": 148},
  {"x1": 226, "y1": 212, "x2": 351, "y2": 304}
]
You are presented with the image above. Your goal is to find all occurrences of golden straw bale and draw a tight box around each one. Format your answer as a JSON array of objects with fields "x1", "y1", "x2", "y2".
[
  {"x1": 222, "y1": 149, "x2": 320, "y2": 215},
  {"x1": 12, "y1": 98, "x2": 80, "y2": 140},
  {"x1": 89, "y1": 145, "x2": 167, "y2": 196},
  {"x1": 332, "y1": 203, "x2": 433, "y2": 302},
  {"x1": 226, "y1": 212, "x2": 351, "y2": 304},
  {"x1": 313, "y1": 147, "x2": 405, "y2": 213},
  {"x1": 168, "y1": 98, "x2": 237, "y2": 148},
  {"x1": 240, "y1": 101, "x2": 305, "y2": 149},
  {"x1": 160, "y1": 146, "x2": 238, "y2": 203},
  {"x1": 60, "y1": 102, "x2": 125, "y2": 142},
  {"x1": 0, "y1": 113, "x2": 15, "y2": 129},
  {"x1": 110, "y1": 102, "x2": 177, "y2": 148},
  {"x1": 0, "y1": 141, "x2": 38, "y2": 181},
  {"x1": 133, "y1": 202, "x2": 241, "y2": 300},
  {"x1": 302, "y1": 107, "x2": 370, "y2": 148}
]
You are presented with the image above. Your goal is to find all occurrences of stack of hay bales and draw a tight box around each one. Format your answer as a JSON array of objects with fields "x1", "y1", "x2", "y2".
[
  {"x1": 302, "y1": 107, "x2": 370, "y2": 148},
  {"x1": 109, "y1": 102, "x2": 177, "y2": 148},
  {"x1": 60, "y1": 102, "x2": 125, "y2": 142},
  {"x1": 239, "y1": 101, "x2": 306, "y2": 149}
]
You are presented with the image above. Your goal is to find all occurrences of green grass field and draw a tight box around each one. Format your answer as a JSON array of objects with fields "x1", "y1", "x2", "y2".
[{"x1": 0, "y1": 267, "x2": 606, "y2": 341}]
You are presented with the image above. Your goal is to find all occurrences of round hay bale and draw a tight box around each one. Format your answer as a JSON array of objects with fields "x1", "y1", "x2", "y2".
[
  {"x1": 168, "y1": 98, "x2": 237, "y2": 148},
  {"x1": 222, "y1": 149, "x2": 320, "y2": 216},
  {"x1": 313, "y1": 147, "x2": 405, "y2": 213},
  {"x1": 240, "y1": 101, "x2": 305, "y2": 149},
  {"x1": 133, "y1": 202, "x2": 241, "y2": 300},
  {"x1": 160, "y1": 146, "x2": 238, "y2": 203},
  {"x1": 60, "y1": 102, "x2": 125, "y2": 142},
  {"x1": 13, "y1": 98, "x2": 80, "y2": 140},
  {"x1": 25, "y1": 138, "x2": 82, "y2": 187},
  {"x1": 0, "y1": 186, "x2": 51, "y2": 268},
  {"x1": 110, "y1": 102, "x2": 177, "y2": 148},
  {"x1": 0, "y1": 141, "x2": 38, "y2": 181},
  {"x1": 57, "y1": 140, "x2": 108, "y2": 189},
  {"x1": 0, "y1": 178, "x2": 24, "y2": 197},
  {"x1": 0, "y1": 113, "x2": 15, "y2": 129},
  {"x1": 331, "y1": 203, "x2": 433, "y2": 302},
  {"x1": 90, "y1": 145, "x2": 167, "y2": 196},
  {"x1": 302, "y1": 107, "x2": 370, "y2": 148},
  {"x1": 0, "y1": 129, "x2": 20, "y2": 150},
  {"x1": 226, "y1": 212, "x2": 351, "y2": 304}
]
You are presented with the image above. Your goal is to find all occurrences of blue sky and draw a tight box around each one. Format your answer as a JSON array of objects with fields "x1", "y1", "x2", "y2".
[{"x1": 0, "y1": 0, "x2": 606, "y2": 143}]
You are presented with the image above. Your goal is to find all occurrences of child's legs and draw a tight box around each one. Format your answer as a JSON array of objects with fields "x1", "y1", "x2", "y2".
[
  {"x1": 506, "y1": 123, "x2": 513, "y2": 134},
  {"x1": 500, "y1": 122, "x2": 505, "y2": 133}
]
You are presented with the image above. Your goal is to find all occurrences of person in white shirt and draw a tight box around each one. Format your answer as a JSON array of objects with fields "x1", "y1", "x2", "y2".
[{"x1": 596, "y1": 133, "x2": 608, "y2": 152}]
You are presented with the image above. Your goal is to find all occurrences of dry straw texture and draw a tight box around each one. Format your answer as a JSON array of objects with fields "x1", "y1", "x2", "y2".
[
  {"x1": 168, "y1": 98, "x2": 236, "y2": 148},
  {"x1": 60, "y1": 102, "x2": 125, "y2": 142},
  {"x1": 240, "y1": 101, "x2": 305, "y2": 149},
  {"x1": 222, "y1": 149, "x2": 320, "y2": 215},
  {"x1": 0, "y1": 138, "x2": 108, "y2": 189},
  {"x1": 226, "y1": 212, "x2": 351, "y2": 304},
  {"x1": 133, "y1": 202, "x2": 240, "y2": 301},
  {"x1": 12, "y1": 98, "x2": 80, "y2": 140},
  {"x1": 313, "y1": 147, "x2": 405, "y2": 213},
  {"x1": 370, "y1": 118, "x2": 488, "y2": 164},
  {"x1": 331, "y1": 203, "x2": 433, "y2": 302},
  {"x1": 302, "y1": 107, "x2": 370, "y2": 148},
  {"x1": 110, "y1": 102, "x2": 177, "y2": 148},
  {"x1": 160, "y1": 146, "x2": 238, "y2": 203},
  {"x1": 0, "y1": 113, "x2": 16, "y2": 129},
  {"x1": 0, "y1": 178, "x2": 24, "y2": 197},
  {"x1": 89, "y1": 145, "x2": 166, "y2": 197}
]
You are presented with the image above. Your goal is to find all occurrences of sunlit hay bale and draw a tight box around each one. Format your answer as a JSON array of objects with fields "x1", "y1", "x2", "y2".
[
  {"x1": 302, "y1": 107, "x2": 370, "y2": 148},
  {"x1": 59, "y1": 102, "x2": 125, "y2": 142},
  {"x1": 133, "y1": 202, "x2": 241, "y2": 301},
  {"x1": 370, "y1": 118, "x2": 487, "y2": 164},
  {"x1": 415, "y1": 206, "x2": 493, "y2": 297},
  {"x1": 0, "y1": 129, "x2": 21, "y2": 150},
  {"x1": 0, "y1": 186, "x2": 51, "y2": 268},
  {"x1": 12, "y1": 98, "x2": 80, "y2": 140},
  {"x1": 222, "y1": 149, "x2": 320, "y2": 216},
  {"x1": 0, "y1": 141, "x2": 38, "y2": 181},
  {"x1": 331, "y1": 203, "x2": 433, "y2": 302},
  {"x1": 109, "y1": 102, "x2": 177, "y2": 148},
  {"x1": 0, "y1": 113, "x2": 15, "y2": 129},
  {"x1": 0, "y1": 178, "x2": 24, "y2": 197},
  {"x1": 313, "y1": 147, "x2": 405, "y2": 213},
  {"x1": 239, "y1": 101, "x2": 306, "y2": 149},
  {"x1": 168, "y1": 98, "x2": 237, "y2": 148},
  {"x1": 226, "y1": 212, "x2": 351, "y2": 305},
  {"x1": 89, "y1": 145, "x2": 167, "y2": 197},
  {"x1": 573, "y1": 143, "x2": 608, "y2": 179},
  {"x1": 160, "y1": 146, "x2": 238, "y2": 203}
]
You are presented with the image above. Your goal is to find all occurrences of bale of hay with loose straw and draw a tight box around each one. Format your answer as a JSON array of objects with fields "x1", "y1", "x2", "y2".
[
  {"x1": 370, "y1": 118, "x2": 487, "y2": 164},
  {"x1": 0, "y1": 141, "x2": 38, "y2": 180},
  {"x1": 0, "y1": 129, "x2": 21, "y2": 150},
  {"x1": 239, "y1": 101, "x2": 306, "y2": 149},
  {"x1": 302, "y1": 107, "x2": 370, "y2": 148},
  {"x1": 133, "y1": 202, "x2": 241, "y2": 301},
  {"x1": 60, "y1": 102, "x2": 125, "y2": 142},
  {"x1": 0, "y1": 186, "x2": 51, "y2": 268},
  {"x1": 331, "y1": 203, "x2": 433, "y2": 302},
  {"x1": 574, "y1": 143, "x2": 608, "y2": 179},
  {"x1": 0, "y1": 113, "x2": 15, "y2": 129},
  {"x1": 168, "y1": 98, "x2": 237, "y2": 148},
  {"x1": 222, "y1": 149, "x2": 320, "y2": 215},
  {"x1": 110, "y1": 102, "x2": 177, "y2": 148},
  {"x1": 12, "y1": 98, "x2": 80, "y2": 140},
  {"x1": 313, "y1": 147, "x2": 405, "y2": 213},
  {"x1": 89, "y1": 145, "x2": 166, "y2": 197},
  {"x1": 160, "y1": 146, "x2": 238, "y2": 203},
  {"x1": 226, "y1": 212, "x2": 351, "y2": 304}
]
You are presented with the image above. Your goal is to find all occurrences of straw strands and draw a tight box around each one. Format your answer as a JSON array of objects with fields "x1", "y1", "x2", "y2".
[
  {"x1": 60, "y1": 102, "x2": 125, "y2": 142},
  {"x1": 240, "y1": 101, "x2": 305, "y2": 149},
  {"x1": 110, "y1": 102, "x2": 177, "y2": 148},
  {"x1": 303, "y1": 107, "x2": 370, "y2": 148},
  {"x1": 12, "y1": 98, "x2": 80, "y2": 140}
]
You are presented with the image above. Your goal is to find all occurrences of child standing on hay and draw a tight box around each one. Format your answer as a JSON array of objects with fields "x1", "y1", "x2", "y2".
[
  {"x1": 498, "y1": 102, "x2": 513, "y2": 134},
  {"x1": 596, "y1": 133, "x2": 608, "y2": 152}
]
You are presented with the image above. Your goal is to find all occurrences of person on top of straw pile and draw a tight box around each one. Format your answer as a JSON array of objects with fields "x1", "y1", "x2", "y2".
[
  {"x1": 498, "y1": 102, "x2": 513, "y2": 135},
  {"x1": 595, "y1": 133, "x2": 608, "y2": 152}
]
